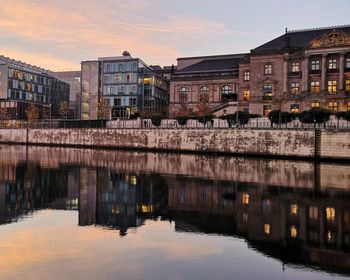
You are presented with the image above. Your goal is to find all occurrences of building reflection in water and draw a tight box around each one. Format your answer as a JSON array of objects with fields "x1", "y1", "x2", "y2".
[{"x1": 0, "y1": 145, "x2": 349, "y2": 275}]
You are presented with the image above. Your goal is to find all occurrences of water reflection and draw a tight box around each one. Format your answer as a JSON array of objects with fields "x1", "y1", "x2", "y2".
[{"x1": 0, "y1": 145, "x2": 350, "y2": 278}]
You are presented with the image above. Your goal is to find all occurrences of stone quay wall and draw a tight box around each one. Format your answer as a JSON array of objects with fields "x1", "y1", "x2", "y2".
[{"x1": 0, "y1": 128, "x2": 347, "y2": 160}]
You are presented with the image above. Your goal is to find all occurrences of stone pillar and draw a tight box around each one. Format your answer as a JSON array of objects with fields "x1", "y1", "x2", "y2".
[
  {"x1": 321, "y1": 54, "x2": 327, "y2": 92},
  {"x1": 339, "y1": 53, "x2": 345, "y2": 91},
  {"x1": 283, "y1": 53, "x2": 289, "y2": 92},
  {"x1": 302, "y1": 55, "x2": 309, "y2": 92}
]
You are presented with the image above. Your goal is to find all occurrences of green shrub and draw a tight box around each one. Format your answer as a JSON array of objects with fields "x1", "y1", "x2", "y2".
[
  {"x1": 176, "y1": 115, "x2": 189, "y2": 126},
  {"x1": 268, "y1": 110, "x2": 294, "y2": 124},
  {"x1": 299, "y1": 108, "x2": 330, "y2": 124},
  {"x1": 150, "y1": 114, "x2": 164, "y2": 127}
]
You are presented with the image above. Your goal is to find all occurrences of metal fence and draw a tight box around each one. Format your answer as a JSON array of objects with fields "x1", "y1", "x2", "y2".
[{"x1": 1, "y1": 117, "x2": 350, "y2": 130}]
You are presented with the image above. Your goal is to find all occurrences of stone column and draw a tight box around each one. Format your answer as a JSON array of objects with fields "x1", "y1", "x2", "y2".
[
  {"x1": 321, "y1": 53, "x2": 327, "y2": 92},
  {"x1": 302, "y1": 55, "x2": 309, "y2": 92},
  {"x1": 339, "y1": 53, "x2": 345, "y2": 91}
]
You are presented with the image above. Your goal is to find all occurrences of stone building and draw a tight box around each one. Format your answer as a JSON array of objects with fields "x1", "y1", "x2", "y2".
[{"x1": 169, "y1": 25, "x2": 350, "y2": 117}]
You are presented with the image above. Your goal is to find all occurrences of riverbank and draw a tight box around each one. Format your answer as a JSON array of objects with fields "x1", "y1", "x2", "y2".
[{"x1": 0, "y1": 128, "x2": 348, "y2": 161}]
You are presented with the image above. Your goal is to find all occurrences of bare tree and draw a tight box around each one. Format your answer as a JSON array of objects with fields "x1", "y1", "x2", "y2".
[
  {"x1": 26, "y1": 104, "x2": 39, "y2": 123},
  {"x1": 58, "y1": 101, "x2": 70, "y2": 119},
  {"x1": 97, "y1": 98, "x2": 111, "y2": 120},
  {"x1": 270, "y1": 85, "x2": 290, "y2": 125},
  {"x1": 0, "y1": 108, "x2": 10, "y2": 128}
]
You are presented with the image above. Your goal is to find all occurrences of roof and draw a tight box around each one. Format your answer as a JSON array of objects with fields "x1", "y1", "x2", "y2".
[
  {"x1": 252, "y1": 25, "x2": 350, "y2": 54},
  {"x1": 176, "y1": 54, "x2": 248, "y2": 73}
]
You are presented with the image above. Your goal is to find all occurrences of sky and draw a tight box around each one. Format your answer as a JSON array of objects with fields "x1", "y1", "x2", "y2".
[{"x1": 0, "y1": 0, "x2": 349, "y2": 71}]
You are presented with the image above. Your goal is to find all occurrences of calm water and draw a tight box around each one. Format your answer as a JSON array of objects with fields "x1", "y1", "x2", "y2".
[{"x1": 0, "y1": 145, "x2": 349, "y2": 280}]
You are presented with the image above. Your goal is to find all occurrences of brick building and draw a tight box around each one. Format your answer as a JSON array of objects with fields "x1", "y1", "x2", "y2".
[{"x1": 169, "y1": 25, "x2": 350, "y2": 117}]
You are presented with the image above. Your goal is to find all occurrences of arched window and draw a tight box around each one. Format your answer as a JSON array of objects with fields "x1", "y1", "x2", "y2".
[
  {"x1": 221, "y1": 85, "x2": 232, "y2": 95},
  {"x1": 199, "y1": 86, "x2": 209, "y2": 103},
  {"x1": 179, "y1": 87, "x2": 188, "y2": 105}
]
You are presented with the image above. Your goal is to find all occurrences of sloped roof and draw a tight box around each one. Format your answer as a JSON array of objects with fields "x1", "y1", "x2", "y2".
[
  {"x1": 176, "y1": 54, "x2": 248, "y2": 73},
  {"x1": 252, "y1": 25, "x2": 350, "y2": 53}
]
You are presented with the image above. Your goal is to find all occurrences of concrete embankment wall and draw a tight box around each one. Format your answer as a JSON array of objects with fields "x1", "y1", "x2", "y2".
[{"x1": 0, "y1": 128, "x2": 348, "y2": 160}]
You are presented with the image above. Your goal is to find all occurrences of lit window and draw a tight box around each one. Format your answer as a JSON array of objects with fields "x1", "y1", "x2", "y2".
[
  {"x1": 326, "y1": 207, "x2": 336, "y2": 222},
  {"x1": 243, "y1": 90, "x2": 251, "y2": 101},
  {"x1": 264, "y1": 224, "x2": 271, "y2": 235},
  {"x1": 311, "y1": 60, "x2": 320, "y2": 71},
  {"x1": 242, "y1": 193, "x2": 250, "y2": 205},
  {"x1": 327, "y1": 80, "x2": 337, "y2": 94},
  {"x1": 243, "y1": 71, "x2": 250, "y2": 81},
  {"x1": 290, "y1": 226, "x2": 297, "y2": 238},
  {"x1": 291, "y1": 82, "x2": 300, "y2": 94},
  {"x1": 348, "y1": 101, "x2": 350, "y2": 110},
  {"x1": 264, "y1": 64, "x2": 273, "y2": 75},
  {"x1": 310, "y1": 81, "x2": 320, "y2": 93},
  {"x1": 327, "y1": 230, "x2": 335, "y2": 244},
  {"x1": 346, "y1": 80, "x2": 350, "y2": 92},
  {"x1": 290, "y1": 204, "x2": 298, "y2": 216},
  {"x1": 291, "y1": 104, "x2": 300, "y2": 113},
  {"x1": 262, "y1": 83, "x2": 273, "y2": 99},
  {"x1": 328, "y1": 58, "x2": 337, "y2": 70},
  {"x1": 291, "y1": 62, "x2": 300, "y2": 72},
  {"x1": 263, "y1": 105, "x2": 272, "y2": 117},
  {"x1": 328, "y1": 102, "x2": 338, "y2": 112},
  {"x1": 309, "y1": 206, "x2": 319, "y2": 220},
  {"x1": 311, "y1": 102, "x2": 320, "y2": 109},
  {"x1": 179, "y1": 87, "x2": 188, "y2": 105}
]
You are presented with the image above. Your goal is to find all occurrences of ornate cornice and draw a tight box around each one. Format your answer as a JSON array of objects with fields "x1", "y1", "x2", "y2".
[{"x1": 309, "y1": 30, "x2": 350, "y2": 49}]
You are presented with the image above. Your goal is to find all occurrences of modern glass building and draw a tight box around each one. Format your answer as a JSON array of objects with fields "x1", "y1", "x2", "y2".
[
  {"x1": 0, "y1": 55, "x2": 69, "y2": 119},
  {"x1": 81, "y1": 52, "x2": 168, "y2": 120}
]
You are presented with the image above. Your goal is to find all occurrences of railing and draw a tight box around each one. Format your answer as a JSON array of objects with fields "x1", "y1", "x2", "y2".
[{"x1": 1, "y1": 117, "x2": 350, "y2": 130}]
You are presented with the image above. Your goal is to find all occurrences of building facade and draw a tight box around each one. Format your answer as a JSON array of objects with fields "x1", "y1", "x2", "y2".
[
  {"x1": 81, "y1": 52, "x2": 168, "y2": 120},
  {"x1": 169, "y1": 25, "x2": 350, "y2": 117},
  {"x1": 0, "y1": 55, "x2": 69, "y2": 120},
  {"x1": 51, "y1": 71, "x2": 82, "y2": 119}
]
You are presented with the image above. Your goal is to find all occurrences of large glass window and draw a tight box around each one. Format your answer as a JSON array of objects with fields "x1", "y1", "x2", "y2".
[
  {"x1": 328, "y1": 80, "x2": 337, "y2": 94},
  {"x1": 243, "y1": 71, "x2": 250, "y2": 81},
  {"x1": 311, "y1": 60, "x2": 320, "y2": 71},
  {"x1": 328, "y1": 102, "x2": 338, "y2": 112},
  {"x1": 179, "y1": 87, "x2": 188, "y2": 105},
  {"x1": 291, "y1": 62, "x2": 300, "y2": 72},
  {"x1": 328, "y1": 58, "x2": 337, "y2": 70},
  {"x1": 291, "y1": 82, "x2": 300, "y2": 94},
  {"x1": 310, "y1": 81, "x2": 320, "y2": 93},
  {"x1": 264, "y1": 64, "x2": 273, "y2": 75},
  {"x1": 243, "y1": 90, "x2": 251, "y2": 101}
]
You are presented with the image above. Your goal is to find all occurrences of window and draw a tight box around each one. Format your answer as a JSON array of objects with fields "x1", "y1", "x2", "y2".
[
  {"x1": 328, "y1": 80, "x2": 337, "y2": 94},
  {"x1": 311, "y1": 60, "x2": 320, "y2": 71},
  {"x1": 263, "y1": 105, "x2": 272, "y2": 117},
  {"x1": 328, "y1": 102, "x2": 338, "y2": 112},
  {"x1": 243, "y1": 90, "x2": 251, "y2": 101},
  {"x1": 262, "y1": 83, "x2": 273, "y2": 100},
  {"x1": 264, "y1": 64, "x2": 273, "y2": 75},
  {"x1": 262, "y1": 199, "x2": 272, "y2": 214},
  {"x1": 311, "y1": 102, "x2": 320, "y2": 109},
  {"x1": 346, "y1": 57, "x2": 350, "y2": 69},
  {"x1": 291, "y1": 62, "x2": 300, "y2": 72},
  {"x1": 346, "y1": 80, "x2": 350, "y2": 92},
  {"x1": 242, "y1": 193, "x2": 250, "y2": 205},
  {"x1": 109, "y1": 87, "x2": 114, "y2": 94},
  {"x1": 348, "y1": 101, "x2": 350, "y2": 110},
  {"x1": 310, "y1": 81, "x2": 320, "y2": 93},
  {"x1": 328, "y1": 58, "x2": 337, "y2": 70},
  {"x1": 179, "y1": 87, "x2": 188, "y2": 105},
  {"x1": 106, "y1": 64, "x2": 111, "y2": 73},
  {"x1": 309, "y1": 206, "x2": 319, "y2": 220},
  {"x1": 290, "y1": 226, "x2": 298, "y2": 238},
  {"x1": 290, "y1": 82, "x2": 300, "y2": 94},
  {"x1": 290, "y1": 204, "x2": 298, "y2": 216},
  {"x1": 243, "y1": 71, "x2": 250, "y2": 81},
  {"x1": 221, "y1": 85, "x2": 232, "y2": 95},
  {"x1": 130, "y1": 98, "x2": 137, "y2": 106},
  {"x1": 114, "y1": 98, "x2": 121, "y2": 106},
  {"x1": 199, "y1": 86, "x2": 209, "y2": 103},
  {"x1": 291, "y1": 104, "x2": 300, "y2": 113},
  {"x1": 264, "y1": 224, "x2": 271, "y2": 235},
  {"x1": 242, "y1": 213, "x2": 248, "y2": 223}
]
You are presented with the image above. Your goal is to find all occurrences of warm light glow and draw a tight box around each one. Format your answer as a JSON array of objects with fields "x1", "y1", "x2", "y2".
[
  {"x1": 242, "y1": 193, "x2": 249, "y2": 205},
  {"x1": 264, "y1": 224, "x2": 270, "y2": 235},
  {"x1": 290, "y1": 204, "x2": 298, "y2": 216},
  {"x1": 130, "y1": 176, "x2": 137, "y2": 185},
  {"x1": 290, "y1": 226, "x2": 297, "y2": 238},
  {"x1": 142, "y1": 204, "x2": 153, "y2": 213},
  {"x1": 326, "y1": 207, "x2": 336, "y2": 222}
]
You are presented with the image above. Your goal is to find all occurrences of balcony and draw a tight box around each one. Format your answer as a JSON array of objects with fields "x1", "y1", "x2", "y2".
[{"x1": 310, "y1": 69, "x2": 321, "y2": 75}]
